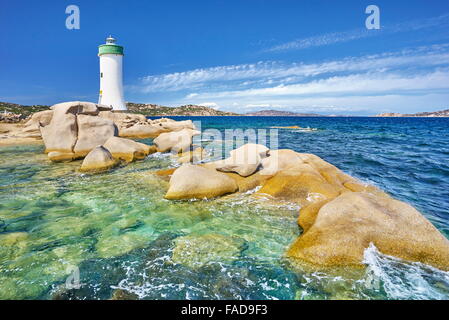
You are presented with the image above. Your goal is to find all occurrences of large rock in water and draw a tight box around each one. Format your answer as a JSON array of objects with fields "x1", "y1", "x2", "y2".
[
  {"x1": 256, "y1": 153, "x2": 372, "y2": 206},
  {"x1": 259, "y1": 149, "x2": 304, "y2": 176},
  {"x1": 118, "y1": 123, "x2": 166, "y2": 139},
  {"x1": 287, "y1": 192, "x2": 449, "y2": 271},
  {"x1": 73, "y1": 114, "x2": 117, "y2": 157},
  {"x1": 39, "y1": 101, "x2": 116, "y2": 161},
  {"x1": 103, "y1": 136, "x2": 156, "y2": 162},
  {"x1": 40, "y1": 109, "x2": 78, "y2": 156},
  {"x1": 98, "y1": 112, "x2": 195, "y2": 139},
  {"x1": 153, "y1": 128, "x2": 200, "y2": 153},
  {"x1": 158, "y1": 119, "x2": 195, "y2": 132},
  {"x1": 257, "y1": 164, "x2": 345, "y2": 206},
  {"x1": 216, "y1": 143, "x2": 269, "y2": 177},
  {"x1": 165, "y1": 164, "x2": 238, "y2": 200},
  {"x1": 80, "y1": 146, "x2": 118, "y2": 173}
]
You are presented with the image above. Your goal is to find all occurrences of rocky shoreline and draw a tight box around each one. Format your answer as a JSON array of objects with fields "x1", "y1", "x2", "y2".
[{"x1": 2, "y1": 101, "x2": 449, "y2": 273}]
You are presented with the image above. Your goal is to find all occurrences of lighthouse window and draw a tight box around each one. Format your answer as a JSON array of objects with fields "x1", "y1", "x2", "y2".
[{"x1": 100, "y1": 72, "x2": 103, "y2": 78}]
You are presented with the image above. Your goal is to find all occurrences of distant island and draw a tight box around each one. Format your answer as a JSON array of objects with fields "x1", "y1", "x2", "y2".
[
  {"x1": 245, "y1": 110, "x2": 326, "y2": 117},
  {"x1": 127, "y1": 103, "x2": 239, "y2": 116},
  {"x1": 375, "y1": 109, "x2": 449, "y2": 117}
]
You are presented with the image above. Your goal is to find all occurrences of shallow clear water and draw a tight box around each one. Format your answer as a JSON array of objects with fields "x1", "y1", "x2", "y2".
[{"x1": 0, "y1": 116, "x2": 448, "y2": 300}]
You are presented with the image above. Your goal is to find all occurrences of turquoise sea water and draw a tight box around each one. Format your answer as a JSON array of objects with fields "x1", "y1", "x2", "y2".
[{"x1": 1, "y1": 116, "x2": 449, "y2": 300}]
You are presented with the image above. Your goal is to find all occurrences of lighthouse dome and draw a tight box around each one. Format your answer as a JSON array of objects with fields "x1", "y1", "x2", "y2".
[
  {"x1": 106, "y1": 35, "x2": 116, "y2": 44},
  {"x1": 98, "y1": 35, "x2": 124, "y2": 56}
]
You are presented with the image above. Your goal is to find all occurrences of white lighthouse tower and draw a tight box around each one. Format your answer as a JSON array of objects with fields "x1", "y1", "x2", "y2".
[{"x1": 98, "y1": 36, "x2": 127, "y2": 111}]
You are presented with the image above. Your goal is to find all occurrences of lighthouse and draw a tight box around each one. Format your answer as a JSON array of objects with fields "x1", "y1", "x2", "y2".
[{"x1": 98, "y1": 36, "x2": 127, "y2": 111}]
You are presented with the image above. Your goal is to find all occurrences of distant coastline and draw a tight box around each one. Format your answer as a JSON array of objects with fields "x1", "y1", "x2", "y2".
[
  {"x1": 1, "y1": 101, "x2": 449, "y2": 120},
  {"x1": 375, "y1": 110, "x2": 449, "y2": 117}
]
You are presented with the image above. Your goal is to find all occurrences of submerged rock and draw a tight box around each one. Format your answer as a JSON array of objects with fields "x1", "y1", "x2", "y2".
[
  {"x1": 0, "y1": 232, "x2": 29, "y2": 262},
  {"x1": 80, "y1": 146, "x2": 118, "y2": 173},
  {"x1": 110, "y1": 289, "x2": 139, "y2": 300},
  {"x1": 287, "y1": 192, "x2": 449, "y2": 271},
  {"x1": 172, "y1": 233, "x2": 245, "y2": 269},
  {"x1": 95, "y1": 231, "x2": 152, "y2": 259},
  {"x1": 154, "y1": 168, "x2": 177, "y2": 181},
  {"x1": 165, "y1": 164, "x2": 238, "y2": 200},
  {"x1": 176, "y1": 147, "x2": 208, "y2": 164}
]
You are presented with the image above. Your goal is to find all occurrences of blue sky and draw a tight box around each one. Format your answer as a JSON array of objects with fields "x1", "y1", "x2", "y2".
[{"x1": 1, "y1": 0, "x2": 449, "y2": 115}]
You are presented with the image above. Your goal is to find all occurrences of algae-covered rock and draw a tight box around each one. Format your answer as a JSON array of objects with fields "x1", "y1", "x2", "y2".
[
  {"x1": 256, "y1": 153, "x2": 368, "y2": 205},
  {"x1": 165, "y1": 164, "x2": 238, "y2": 200},
  {"x1": 287, "y1": 192, "x2": 449, "y2": 271},
  {"x1": 172, "y1": 233, "x2": 245, "y2": 268},
  {"x1": 257, "y1": 164, "x2": 343, "y2": 205},
  {"x1": 110, "y1": 289, "x2": 139, "y2": 300},
  {"x1": 47, "y1": 151, "x2": 76, "y2": 162},
  {"x1": 95, "y1": 232, "x2": 152, "y2": 259},
  {"x1": 0, "y1": 232, "x2": 29, "y2": 262}
]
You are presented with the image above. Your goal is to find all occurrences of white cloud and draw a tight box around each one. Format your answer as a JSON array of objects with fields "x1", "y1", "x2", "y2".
[
  {"x1": 198, "y1": 102, "x2": 221, "y2": 109},
  {"x1": 244, "y1": 104, "x2": 277, "y2": 109},
  {"x1": 189, "y1": 69, "x2": 449, "y2": 99},
  {"x1": 266, "y1": 29, "x2": 373, "y2": 52},
  {"x1": 131, "y1": 44, "x2": 449, "y2": 114},
  {"x1": 186, "y1": 93, "x2": 199, "y2": 98},
  {"x1": 266, "y1": 13, "x2": 449, "y2": 52},
  {"x1": 134, "y1": 44, "x2": 449, "y2": 94}
]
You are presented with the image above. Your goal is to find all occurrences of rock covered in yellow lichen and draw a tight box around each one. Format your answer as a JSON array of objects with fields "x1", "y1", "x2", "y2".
[
  {"x1": 79, "y1": 146, "x2": 118, "y2": 173},
  {"x1": 287, "y1": 192, "x2": 449, "y2": 271},
  {"x1": 103, "y1": 136, "x2": 156, "y2": 162}
]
